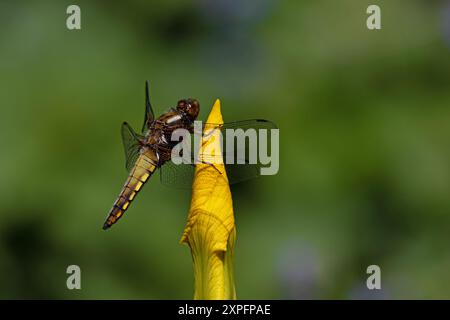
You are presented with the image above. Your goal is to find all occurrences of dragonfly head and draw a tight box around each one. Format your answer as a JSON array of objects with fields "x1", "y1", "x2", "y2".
[{"x1": 177, "y1": 98, "x2": 199, "y2": 121}]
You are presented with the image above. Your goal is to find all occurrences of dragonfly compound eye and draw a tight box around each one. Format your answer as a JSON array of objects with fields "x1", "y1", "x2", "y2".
[
  {"x1": 177, "y1": 99, "x2": 200, "y2": 120},
  {"x1": 186, "y1": 99, "x2": 199, "y2": 120}
]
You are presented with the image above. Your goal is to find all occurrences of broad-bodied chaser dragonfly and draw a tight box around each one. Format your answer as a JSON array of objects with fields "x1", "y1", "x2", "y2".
[{"x1": 103, "y1": 82, "x2": 277, "y2": 230}]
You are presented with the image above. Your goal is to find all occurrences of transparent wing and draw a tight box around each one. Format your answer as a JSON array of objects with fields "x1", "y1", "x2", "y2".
[
  {"x1": 142, "y1": 81, "x2": 155, "y2": 134},
  {"x1": 160, "y1": 160, "x2": 253, "y2": 188},
  {"x1": 219, "y1": 119, "x2": 277, "y2": 131},
  {"x1": 121, "y1": 122, "x2": 144, "y2": 172},
  {"x1": 160, "y1": 119, "x2": 278, "y2": 188},
  {"x1": 222, "y1": 119, "x2": 277, "y2": 183},
  {"x1": 160, "y1": 160, "x2": 195, "y2": 189}
]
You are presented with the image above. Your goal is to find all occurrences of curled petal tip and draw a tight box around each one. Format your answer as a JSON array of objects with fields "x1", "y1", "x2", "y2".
[{"x1": 206, "y1": 99, "x2": 223, "y2": 125}]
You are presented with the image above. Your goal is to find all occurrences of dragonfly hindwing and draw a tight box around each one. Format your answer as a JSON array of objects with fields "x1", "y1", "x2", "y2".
[
  {"x1": 121, "y1": 122, "x2": 143, "y2": 172},
  {"x1": 160, "y1": 119, "x2": 278, "y2": 188}
]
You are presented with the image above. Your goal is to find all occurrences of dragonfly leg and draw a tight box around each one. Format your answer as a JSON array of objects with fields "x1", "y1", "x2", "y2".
[
  {"x1": 147, "y1": 145, "x2": 162, "y2": 167},
  {"x1": 156, "y1": 150, "x2": 164, "y2": 167},
  {"x1": 197, "y1": 160, "x2": 222, "y2": 174},
  {"x1": 190, "y1": 124, "x2": 222, "y2": 139}
]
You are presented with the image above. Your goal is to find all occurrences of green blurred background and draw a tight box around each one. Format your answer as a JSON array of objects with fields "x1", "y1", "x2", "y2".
[{"x1": 1, "y1": 0, "x2": 450, "y2": 299}]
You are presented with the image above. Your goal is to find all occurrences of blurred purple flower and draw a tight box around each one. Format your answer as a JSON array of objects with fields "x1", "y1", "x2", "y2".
[
  {"x1": 442, "y1": 1, "x2": 450, "y2": 48},
  {"x1": 198, "y1": 0, "x2": 274, "y2": 32},
  {"x1": 276, "y1": 242, "x2": 320, "y2": 299},
  {"x1": 194, "y1": 0, "x2": 278, "y2": 97},
  {"x1": 348, "y1": 283, "x2": 390, "y2": 300}
]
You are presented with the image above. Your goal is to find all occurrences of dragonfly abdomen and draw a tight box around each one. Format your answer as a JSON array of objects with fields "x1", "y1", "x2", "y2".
[{"x1": 103, "y1": 153, "x2": 157, "y2": 230}]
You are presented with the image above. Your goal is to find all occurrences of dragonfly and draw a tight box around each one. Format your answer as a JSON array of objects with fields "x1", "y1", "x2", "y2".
[{"x1": 103, "y1": 81, "x2": 277, "y2": 230}]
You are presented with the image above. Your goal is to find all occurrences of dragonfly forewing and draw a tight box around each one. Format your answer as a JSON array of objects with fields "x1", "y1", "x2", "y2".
[{"x1": 160, "y1": 119, "x2": 278, "y2": 188}]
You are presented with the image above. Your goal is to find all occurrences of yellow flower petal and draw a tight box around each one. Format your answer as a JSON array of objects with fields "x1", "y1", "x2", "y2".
[{"x1": 180, "y1": 99, "x2": 236, "y2": 300}]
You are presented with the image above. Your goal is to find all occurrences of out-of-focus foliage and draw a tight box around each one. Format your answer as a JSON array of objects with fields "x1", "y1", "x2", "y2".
[{"x1": 0, "y1": 0, "x2": 449, "y2": 299}]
